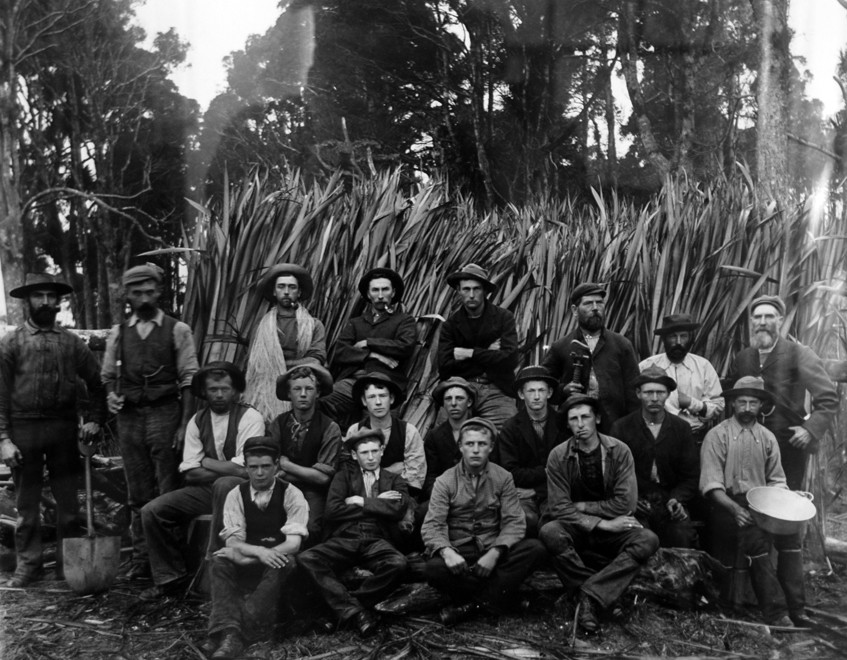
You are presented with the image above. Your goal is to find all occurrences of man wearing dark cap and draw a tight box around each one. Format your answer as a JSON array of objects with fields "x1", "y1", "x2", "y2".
[
  {"x1": 639, "y1": 314, "x2": 723, "y2": 445},
  {"x1": 496, "y1": 366, "x2": 563, "y2": 536},
  {"x1": 322, "y1": 268, "x2": 416, "y2": 426},
  {"x1": 609, "y1": 366, "x2": 699, "y2": 548},
  {"x1": 729, "y1": 295, "x2": 838, "y2": 490},
  {"x1": 542, "y1": 283, "x2": 639, "y2": 433},
  {"x1": 700, "y1": 376, "x2": 809, "y2": 628},
  {"x1": 297, "y1": 428, "x2": 409, "y2": 637},
  {"x1": 343, "y1": 372, "x2": 425, "y2": 494},
  {"x1": 206, "y1": 436, "x2": 309, "y2": 658},
  {"x1": 437, "y1": 263, "x2": 519, "y2": 429},
  {"x1": 270, "y1": 364, "x2": 342, "y2": 541},
  {"x1": 139, "y1": 362, "x2": 264, "y2": 599},
  {"x1": 244, "y1": 263, "x2": 327, "y2": 424},
  {"x1": 540, "y1": 394, "x2": 659, "y2": 633},
  {"x1": 101, "y1": 263, "x2": 200, "y2": 579},
  {"x1": 422, "y1": 417, "x2": 546, "y2": 625},
  {"x1": 0, "y1": 274, "x2": 106, "y2": 588}
]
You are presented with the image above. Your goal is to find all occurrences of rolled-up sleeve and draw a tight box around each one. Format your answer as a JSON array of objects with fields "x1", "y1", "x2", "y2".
[
  {"x1": 313, "y1": 422, "x2": 342, "y2": 476},
  {"x1": 173, "y1": 321, "x2": 199, "y2": 389},
  {"x1": 402, "y1": 425, "x2": 426, "y2": 490},
  {"x1": 281, "y1": 484, "x2": 310, "y2": 540},
  {"x1": 221, "y1": 486, "x2": 247, "y2": 543},
  {"x1": 178, "y1": 417, "x2": 204, "y2": 472}
]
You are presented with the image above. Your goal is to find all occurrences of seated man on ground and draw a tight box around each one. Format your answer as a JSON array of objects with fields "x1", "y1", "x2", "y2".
[
  {"x1": 270, "y1": 364, "x2": 342, "y2": 542},
  {"x1": 139, "y1": 362, "x2": 264, "y2": 599},
  {"x1": 609, "y1": 366, "x2": 699, "y2": 548},
  {"x1": 422, "y1": 418, "x2": 546, "y2": 625},
  {"x1": 700, "y1": 376, "x2": 811, "y2": 628},
  {"x1": 296, "y1": 428, "x2": 410, "y2": 637},
  {"x1": 205, "y1": 436, "x2": 309, "y2": 659},
  {"x1": 540, "y1": 395, "x2": 659, "y2": 634}
]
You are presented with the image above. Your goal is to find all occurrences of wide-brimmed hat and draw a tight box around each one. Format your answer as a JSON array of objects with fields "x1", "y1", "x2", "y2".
[
  {"x1": 561, "y1": 394, "x2": 602, "y2": 415},
  {"x1": 243, "y1": 436, "x2": 281, "y2": 459},
  {"x1": 122, "y1": 264, "x2": 163, "y2": 288},
  {"x1": 569, "y1": 283, "x2": 606, "y2": 306},
  {"x1": 633, "y1": 365, "x2": 677, "y2": 392},
  {"x1": 654, "y1": 313, "x2": 700, "y2": 336},
  {"x1": 343, "y1": 427, "x2": 385, "y2": 452},
  {"x1": 352, "y1": 372, "x2": 404, "y2": 408},
  {"x1": 358, "y1": 268, "x2": 405, "y2": 303},
  {"x1": 446, "y1": 263, "x2": 497, "y2": 294},
  {"x1": 721, "y1": 376, "x2": 774, "y2": 404},
  {"x1": 276, "y1": 364, "x2": 334, "y2": 401},
  {"x1": 10, "y1": 273, "x2": 74, "y2": 299},
  {"x1": 191, "y1": 361, "x2": 246, "y2": 399},
  {"x1": 514, "y1": 365, "x2": 558, "y2": 395},
  {"x1": 459, "y1": 417, "x2": 498, "y2": 442},
  {"x1": 750, "y1": 295, "x2": 786, "y2": 317},
  {"x1": 259, "y1": 263, "x2": 313, "y2": 302},
  {"x1": 432, "y1": 377, "x2": 476, "y2": 407}
]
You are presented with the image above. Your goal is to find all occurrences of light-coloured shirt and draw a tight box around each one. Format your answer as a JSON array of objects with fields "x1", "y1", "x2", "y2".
[
  {"x1": 700, "y1": 417, "x2": 788, "y2": 496},
  {"x1": 362, "y1": 468, "x2": 381, "y2": 498},
  {"x1": 101, "y1": 309, "x2": 198, "y2": 391},
  {"x1": 179, "y1": 406, "x2": 265, "y2": 472},
  {"x1": 639, "y1": 352, "x2": 724, "y2": 431},
  {"x1": 345, "y1": 421, "x2": 426, "y2": 490},
  {"x1": 220, "y1": 480, "x2": 310, "y2": 543}
]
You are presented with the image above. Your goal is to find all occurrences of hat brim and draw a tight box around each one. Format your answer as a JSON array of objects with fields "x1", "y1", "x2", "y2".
[
  {"x1": 191, "y1": 363, "x2": 247, "y2": 399},
  {"x1": 654, "y1": 323, "x2": 700, "y2": 336},
  {"x1": 514, "y1": 375, "x2": 559, "y2": 396},
  {"x1": 10, "y1": 282, "x2": 74, "y2": 299},
  {"x1": 633, "y1": 375, "x2": 677, "y2": 392},
  {"x1": 276, "y1": 364, "x2": 334, "y2": 400},
  {"x1": 260, "y1": 264, "x2": 314, "y2": 302},
  {"x1": 343, "y1": 428, "x2": 385, "y2": 452},
  {"x1": 358, "y1": 269, "x2": 406, "y2": 303},
  {"x1": 721, "y1": 387, "x2": 774, "y2": 403},
  {"x1": 446, "y1": 271, "x2": 497, "y2": 294},
  {"x1": 352, "y1": 374, "x2": 404, "y2": 408},
  {"x1": 433, "y1": 381, "x2": 476, "y2": 407}
]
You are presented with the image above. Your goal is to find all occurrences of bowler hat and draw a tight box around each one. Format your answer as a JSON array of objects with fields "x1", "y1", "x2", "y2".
[
  {"x1": 514, "y1": 365, "x2": 558, "y2": 396},
  {"x1": 569, "y1": 283, "x2": 606, "y2": 306},
  {"x1": 191, "y1": 361, "x2": 246, "y2": 399},
  {"x1": 561, "y1": 394, "x2": 602, "y2": 415},
  {"x1": 750, "y1": 295, "x2": 786, "y2": 317},
  {"x1": 122, "y1": 264, "x2": 163, "y2": 287},
  {"x1": 260, "y1": 263, "x2": 314, "y2": 302},
  {"x1": 358, "y1": 268, "x2": 405, "y2": 303},
  {"x1": 343, "y1": 427, "x2": 385, "y2": 452},
  {"x1": 352, "y1": 372, "x2": 404, "y2": 408},
  {"x1": 243, "y1": 436, "x2": 280, "y2": 459},
  {"x1": 276, "y1": 364, "x2": 334, "y2": 401},
  {"x1": 633, "y1": 365, "x2": 677, "y2": 392},
  {"x1": 459, "y1": 417, "x2": 498, "y2": 442},
  {"x1": 10, "y1": 273, "x2": 73, "y2": 299},
  {"x1": 446, "y1": 263, "x2": 497, "y2": 294},
  {"x1": 432, "y1": 377, "x2": 476, "y2": 407},
  {"x1": 654, "y1": 313, "x2": 701, "y2": 336},
  {"x1": 721, "y1": 376, "x2": 774, "y2": 404}
]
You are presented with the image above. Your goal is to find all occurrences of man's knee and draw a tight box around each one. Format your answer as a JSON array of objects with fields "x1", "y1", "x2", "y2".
[
  {"x1": 627, "y1": 528, "x2": 660, "y2": 561},
  {"x1": 539, "y1": 521, "x2": 574, "y2": 553}
]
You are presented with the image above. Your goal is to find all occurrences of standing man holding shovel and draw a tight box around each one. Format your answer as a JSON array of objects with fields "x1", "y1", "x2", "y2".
[{"x1": 0, "y1": 274, "x2": 106, "y2": 588}]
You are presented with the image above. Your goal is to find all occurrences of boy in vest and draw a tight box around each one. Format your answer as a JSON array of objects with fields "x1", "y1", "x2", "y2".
[
  {"x1": 205, "y1": 436, "x2": 309, "y2": 659},
  {"x1": 269, "y1": 364, "x2": 342, "y2": 542},
  {"x1": 101, "y1": 264, "x2": 199, "y2": 579},
  {"x1": 139, "y1": 362, "x2": 264, "y2": 599}
]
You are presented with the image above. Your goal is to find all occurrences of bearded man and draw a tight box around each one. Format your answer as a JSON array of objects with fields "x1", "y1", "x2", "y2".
[
  {"x1": 729, "y1": 295, "x2": 838, "y2": 490},
  {"x1": 0, "y1": 274, "x2": 106, "y2": 588},
  {"x1": 244, "y1": 264, "x2": 327, "y2": 424}
]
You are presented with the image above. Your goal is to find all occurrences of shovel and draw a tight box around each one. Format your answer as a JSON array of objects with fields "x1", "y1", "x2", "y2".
[{"x1": 62, "y1": 439, "x2": 121, "y2": 594}]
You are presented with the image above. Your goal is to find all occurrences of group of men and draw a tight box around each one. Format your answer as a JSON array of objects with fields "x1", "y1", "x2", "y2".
[{"x1": 0, "y1": 260, "x2": 839, "y2": 657}]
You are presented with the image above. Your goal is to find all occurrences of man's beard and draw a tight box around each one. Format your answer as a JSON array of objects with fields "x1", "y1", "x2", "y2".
[
  {"x1": 135, "y1": 302, "x2": 158, "y2": 320},
  {"x1": 736, "y1": 411, "x2": 757, "y2": 425},
  {"x1": 580, "y1": 312, "x2": 603, "y2": 333},
  {"x1": 666, "y1": 343, "x2": 690, "y2": 362},
  {"x1": 30, "y1": 305, "x2": 58, "y2": 326},
  {"x1": 751, "y1": 329, "x2": 776, "y2": 349}
]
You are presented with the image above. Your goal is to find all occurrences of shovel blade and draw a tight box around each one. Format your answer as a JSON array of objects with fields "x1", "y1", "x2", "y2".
[{"x1": 62, "y1": 535, "x2": 121, "y2": 594}]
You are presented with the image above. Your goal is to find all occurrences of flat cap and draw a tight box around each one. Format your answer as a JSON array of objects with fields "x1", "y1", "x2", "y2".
[
  {"x1": 459, "y1": 417, "x2": 498, "y2": 441},
  {"x1": 570, "y1": 283, "x2": 606, "y2": 306},
  {"x1": 122, "y1": 264, "x2": 163, "y2": 287},
  {"x1": 750, "y1": 295, "x2": 786, "y2": 317},
  {"x1": 243, "y1": 436, "x2": 281, "y2": 458}
]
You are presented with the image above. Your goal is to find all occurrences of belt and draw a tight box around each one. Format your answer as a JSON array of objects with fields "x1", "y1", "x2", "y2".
[{"x1": 124, "y1": 395, "x2": 179, "y2": 410}]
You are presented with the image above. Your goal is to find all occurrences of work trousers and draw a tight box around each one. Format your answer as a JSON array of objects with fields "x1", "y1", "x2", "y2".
[
  {"x1": 540, "y1": 520, "x2": 659, "y2": 609},
  {"x1": 142, "y1": 476, "x2": 243, "y2": 586},
  {"x1": 117, "y1": 399, "x2": 181, "y2": 566},
  {"x1": 424, "y1": 539, "x2": 546, "y2": 610},
  {"x1": 208, "y1": 555, "x2": 295, "y2": 640},
  {"x1": 319, "y1": 376, "x2": 360, "y2": 429},
  {"x1": 297, "y1": 523, "x2": 407, "y2": 622},
  {"x1": 10, "y1": 419, "x2": 81, "y2": 578}
]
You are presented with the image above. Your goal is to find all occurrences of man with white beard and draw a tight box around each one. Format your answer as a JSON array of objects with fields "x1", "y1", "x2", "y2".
[{"x1": 729, "y1": 295, "x2": 838, "y2": 490}]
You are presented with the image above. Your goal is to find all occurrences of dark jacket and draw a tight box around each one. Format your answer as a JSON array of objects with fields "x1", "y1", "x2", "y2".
[
  {"x1": 495, "y1": 408, "x2": 563, "y2": 501},
  {"x1": 422, "y1": 421, "x2": 461, "y2": 497},
  {"x1": 324, "y1": 467, "x2": 409, "y2": 538},
  {"x1": 542, "y1": 327, "x2": 639, "y2": 432},
  {"x1": 437, "y1": 301, "x2": 519, "y2": 395},
  {"x1": 332, "y1": 306, "x2": 417, "y2": 392},
  {"x1": 609, "y1": 410, "x2": 699, "y2": 505}
]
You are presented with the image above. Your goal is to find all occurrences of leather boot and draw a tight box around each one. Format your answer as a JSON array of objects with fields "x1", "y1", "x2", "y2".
[
  {"x1": 777, "y1": 550, "x2": 812, "y2": 627},
  {"x1": 748, "y1": 554, "x2": 789, "y2": 625}
]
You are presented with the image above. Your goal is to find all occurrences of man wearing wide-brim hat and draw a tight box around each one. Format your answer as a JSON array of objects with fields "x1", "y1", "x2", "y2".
[
  {"x1": 496, "y1": 366, "x2": 563, "y2": 536},
  {"x1": 100, "y1": 263, "x2": 200, "y2": 580},
  {"x1": 0, "y1": 274, "x2": 106, "y2": 588},
  {"x1": 268, "y1": 364, "x2": 342, "y2": 542},
  {"x1": 139, "y1": 361, "x2": 264, "y2": 600},
  {"x1": 437, "y1": 263, "x2": 519, "y2": 429},
  {"x1": 609, "y1": 365, "x2": 699, "y2": 549},
  {"x1": 700, "y1": 375, "x2": 810, "y2": 628},
  {"x1": 728, "y1": 294, "x2": 837, "y2": 490},
  {"x1": 321, "y1": 267, "x2": 416, "y2": 427},
  {"x1": 244, "y1": 263, "x2": 327, "y2": 425},
  {"x1": 639, "y1": 313, "x2": 724, "y2": 445},
  {"x1": 542, "y1": 282, "x2": 640, "y2": 434},
  {"x1": 342, "y1": 372, "x2": 425, "y2": 494}
]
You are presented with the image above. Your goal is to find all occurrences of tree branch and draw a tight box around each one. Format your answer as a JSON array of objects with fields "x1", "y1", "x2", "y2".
[{"x1": 787, "y1": 133, "x2": 841, "y2": 161}]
